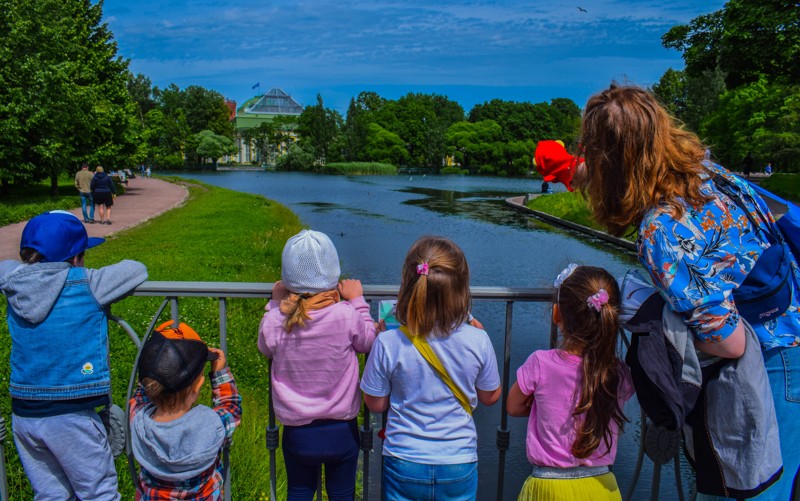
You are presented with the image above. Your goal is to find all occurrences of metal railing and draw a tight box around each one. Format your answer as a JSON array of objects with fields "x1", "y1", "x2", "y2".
[{"x1": 0, "y1": 281, "x2": 687, "y2": 500}]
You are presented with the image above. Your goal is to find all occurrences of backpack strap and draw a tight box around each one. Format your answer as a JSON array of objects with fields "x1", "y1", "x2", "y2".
[
  {"x1": 709, "y1": 169, "x2": 783, "y2": 244},
  {"x1": 399, "y1": 325, "x2": 472, "y2": 416}
]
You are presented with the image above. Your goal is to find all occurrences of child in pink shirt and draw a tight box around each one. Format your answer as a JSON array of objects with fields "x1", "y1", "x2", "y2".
[
  {"x1": 507, "y1": 264, "x2": 633, "y2": 500},
  {"x1": 257, "y1": 230, "x2": 377, "y2": 501}
]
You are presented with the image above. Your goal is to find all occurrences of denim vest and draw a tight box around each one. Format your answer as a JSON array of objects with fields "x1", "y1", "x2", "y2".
[{"x1": 8, "y1": 267, "x2": 110, "y2": 400}]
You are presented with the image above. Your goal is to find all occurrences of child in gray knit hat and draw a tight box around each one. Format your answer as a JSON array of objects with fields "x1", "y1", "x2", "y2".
[{"x1": 257, "y1": 229, "x2": 377, "y2": 500}]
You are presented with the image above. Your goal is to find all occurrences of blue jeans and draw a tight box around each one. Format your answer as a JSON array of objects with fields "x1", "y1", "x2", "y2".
[
  {"x1": 79, "y1": 192, "x2": 94, "y2": 222},
  {"x1": 697, "y1": 346, "x2": 800, "y2": 501},
  {"x1": 13, "y1": 410, "x2": 120, "y2": 500},
  {"x1": 382, "y1": 456, "x2": 478, "y2": 501},
  {"x1": 282, "y1": 419, "x2": 360, "y2": 501}
]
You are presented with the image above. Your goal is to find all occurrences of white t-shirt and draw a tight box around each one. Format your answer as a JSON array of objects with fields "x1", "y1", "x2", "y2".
[{"x1": 360, "y1": 323, "x2": 500, "y2": 464}]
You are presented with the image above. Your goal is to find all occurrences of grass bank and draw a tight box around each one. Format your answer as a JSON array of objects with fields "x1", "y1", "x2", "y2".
[
  {"x1": 0, "y1": 178, "x2": 304, "y2": 499},
  {"x1": 759, "y1": 173, "x2": 800, "y2": 203},
  {"x1": 0, "y1": 175, "x2": 79, "y2": 226}
]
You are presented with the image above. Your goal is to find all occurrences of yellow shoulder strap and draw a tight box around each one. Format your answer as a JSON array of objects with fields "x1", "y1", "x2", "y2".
[{"x1": 399, "y1": 326, "x2": 472, "y2": 415}]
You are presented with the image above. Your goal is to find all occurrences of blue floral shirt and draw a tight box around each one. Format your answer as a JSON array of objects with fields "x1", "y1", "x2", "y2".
[{"x1": 637, "y1": 162, "x2": 800, "y2": 349}]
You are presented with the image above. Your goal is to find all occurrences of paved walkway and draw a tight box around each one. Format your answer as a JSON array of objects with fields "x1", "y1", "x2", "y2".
[{"x1": 0, "y1": 177, "x2": 189, "y2": 260}]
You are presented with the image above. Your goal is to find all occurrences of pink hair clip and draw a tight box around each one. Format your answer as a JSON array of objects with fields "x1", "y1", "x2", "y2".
[
  {"x1": 587, "y1": 289, "x2": 609, "y2": 312},
  {"x1": 416, "y1": 263, "x2": 429, "y2": 276}
]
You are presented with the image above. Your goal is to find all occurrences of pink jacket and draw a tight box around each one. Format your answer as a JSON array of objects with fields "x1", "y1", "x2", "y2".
[{"x1": 258, "y1": 296, "x2": 376, "y2": 426}]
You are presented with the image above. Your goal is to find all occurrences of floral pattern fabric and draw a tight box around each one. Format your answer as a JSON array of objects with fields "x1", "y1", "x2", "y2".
[{"x1": 638, "y1": 162, "x2": 800, "y2": 349}]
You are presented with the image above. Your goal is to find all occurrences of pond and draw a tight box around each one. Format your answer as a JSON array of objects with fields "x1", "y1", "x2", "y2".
[{"x1": 170, "y1": 170, "x2": 688, "y2": 500}]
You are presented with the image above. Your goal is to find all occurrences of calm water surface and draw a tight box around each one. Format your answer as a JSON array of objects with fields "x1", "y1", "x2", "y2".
[{"x1": 172, "y1": 170, "x2": 688, "y2": 500}]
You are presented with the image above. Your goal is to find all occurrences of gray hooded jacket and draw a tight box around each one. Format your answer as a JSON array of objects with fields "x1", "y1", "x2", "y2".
[
  {"x1": 131, "y1": 403, "x2": 226, "y2": 481},
  {"x1": 0, "y1": 259, "x2": 147, "y2": 323}
]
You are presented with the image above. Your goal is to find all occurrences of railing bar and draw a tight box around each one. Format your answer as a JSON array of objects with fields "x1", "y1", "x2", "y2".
[
  {"x1": 0, "y1": 417, "x2": 8, "y2": 501},
  {"x1": 132, "y1": 282, "x2": 555, "y2": 301},
  {"x1": 109, "y1": 315, "x2": 143, "y2": 350},
  {"x1": 267, "y1": 359, "x2": 278, "y2": 501},
  {"x1": 219, "y1": 297, "x2": 231, "y2": 501},
  {"x1": 674, "y1": 446, "x2": 685, "y2": 501},
  {"x1": 651, "y1": 462, "x2": 661, "y2": 501},
  {"x1": 495, "y1": 300, "x2": 514, "y2": 501},
  {"x1": 170, "y1": 298, "x2": 179, "y2": 327},
  {"x1": 126, "y1": 297, "x2": 172, "y2": 489},
  {"x1": 624, "y1": 406, "x2": 648, "y2": 501}
]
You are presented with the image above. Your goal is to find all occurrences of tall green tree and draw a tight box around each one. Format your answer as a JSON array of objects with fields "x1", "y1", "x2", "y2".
[
  {"x1": 297, "y1": 94, "x2": 342, "y2": 164},
  {"x1": 468, "y1": 99, "x2": 561, "y2": 143},
  {"x1": 702, "y1": 78, "x2": 800, "y2": 171},
  {"x1": 194, "y1": 130, "x2": 237, "y2": 169},
  {"x1": 0, "y1": 0, "x2": 137, "y2": 194},
  {"x1": 127, "y1": 72, "x2": 156, "y2": 125},
  {"x1": 663, "y1": 1, "x2": 800, "y2": 88}
]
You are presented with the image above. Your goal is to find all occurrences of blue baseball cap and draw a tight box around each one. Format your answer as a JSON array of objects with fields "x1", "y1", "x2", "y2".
[{"x1": 21, "y1": 211, "x2": 105, "y2": 262}]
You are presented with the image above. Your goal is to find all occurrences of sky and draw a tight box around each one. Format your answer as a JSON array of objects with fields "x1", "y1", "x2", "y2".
[{"x1": 101, "y1": 0, "x2": 726, "y2": 115}]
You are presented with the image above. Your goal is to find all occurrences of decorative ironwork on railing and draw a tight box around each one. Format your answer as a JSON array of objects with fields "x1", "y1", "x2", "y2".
[{"x1": 0, "y1": 281, "x2": 689, "y2": 501}]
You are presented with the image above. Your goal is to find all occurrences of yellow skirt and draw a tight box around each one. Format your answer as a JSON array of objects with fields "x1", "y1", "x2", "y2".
[{"x1": 517, "y1": 472, "x2": 621, "y2": 501}]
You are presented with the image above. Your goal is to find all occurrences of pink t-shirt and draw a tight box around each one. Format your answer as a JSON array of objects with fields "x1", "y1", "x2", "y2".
[
  {"x1": 516, "y1": 349, "x2": 633, "y2": 467},
  {"x1": 257, "y1": 296, "x2": 376, "y2": 426}
]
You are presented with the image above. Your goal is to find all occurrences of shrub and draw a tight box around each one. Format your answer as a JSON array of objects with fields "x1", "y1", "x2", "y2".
[
  {"x1": 441, "y1": 166, "x2": 468, "y2": 175},
  {"x1": 322, "y1": 162, "x2": 397, "y2": 175}
]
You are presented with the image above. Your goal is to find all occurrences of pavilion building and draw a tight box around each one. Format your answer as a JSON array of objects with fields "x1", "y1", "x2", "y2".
[{"x1": 230, "y1": 88, "x2": 303, "y2": 165}]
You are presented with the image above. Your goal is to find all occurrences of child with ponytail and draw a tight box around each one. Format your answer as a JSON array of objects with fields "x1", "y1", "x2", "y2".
[
  {"x1": 508, "y1": 264, "x2": 633, "y2": 500},
  {"x1": 360, "y1": 235, "x2": 501, "y2": 501},
  {"x1": 257, "y1": 229, "x2": 377, "y2": 501}
]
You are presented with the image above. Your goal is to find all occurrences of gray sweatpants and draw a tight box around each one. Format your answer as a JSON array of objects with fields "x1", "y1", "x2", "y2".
[{"x1": 13, "y1": 410, "x2": 120, "y2": 500}]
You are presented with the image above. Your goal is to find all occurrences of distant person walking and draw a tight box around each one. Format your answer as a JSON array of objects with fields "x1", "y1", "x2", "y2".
[
  {"x1": 743, "y1": 152, "x2": 754, "y2": 179},
  {"x1": 90, "y1": 166, "x2": 116, "y2": 225},
  {"x1": 74, "y1": 163, "x2": 95, "y2": 224},
  {"x1": 145, "y1": 166, "x2": 151, "y2": 178},
  {"x1": 765, "y1": 162, "x2": 773, "y2": 175}
]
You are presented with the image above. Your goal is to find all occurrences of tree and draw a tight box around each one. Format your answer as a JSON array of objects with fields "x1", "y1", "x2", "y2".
[
  {"x1": 445, "y1": 120, "x2": 503, "y2": 170},
  {"x1": 652, "y1": 68, "x2": 689, "y2": 118},
  {"x1": 0, "y1": 0, "x2": 137, "y2": 194},
  {"x1": 701, "y1": 78, "x2": 800, "y2": 171},
  {"x1": 362, "y1": 123, "x2": 407, "y2": 165},
  {"x1": 194, "y1": 130, "x2": 237, "y2": 169},
  {"x1": 663, "y1": 1, "x2": 800, "y2": 88},
  {"x1": 297, "y1": 94, "x2": 342, "y2": 164},
  {"x1": 468, "y1": 99, "x2": 563, "y2": 143},
  {"x1": 127, "y1": 72, "x2": 156, "y2": 125}
]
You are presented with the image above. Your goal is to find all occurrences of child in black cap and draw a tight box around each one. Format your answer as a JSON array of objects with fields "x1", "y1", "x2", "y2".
[
  {"x1": 130, "y1": 320, "x2": 242, "y2": 500},
  {"x1": 0, "y1": 210, "x2": 147, "y2": 500}
]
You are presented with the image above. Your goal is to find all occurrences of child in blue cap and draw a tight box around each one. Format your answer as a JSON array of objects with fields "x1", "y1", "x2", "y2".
[{"x1": 0, "y1": 210, "x2": 147, "y2": 500}]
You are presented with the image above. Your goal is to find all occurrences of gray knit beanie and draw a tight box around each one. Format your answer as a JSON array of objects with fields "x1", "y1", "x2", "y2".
[{"x1": 281, "y1": 230, "x2": 341, "y2": 293}]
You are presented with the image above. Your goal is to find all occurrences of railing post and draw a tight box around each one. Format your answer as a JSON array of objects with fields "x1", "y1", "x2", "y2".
[
  {"x1": 170, "y1": 297, "x2": 179, "y2": 327},
  {"x1": 0, "y1": 416, "x2": 8, "y2": 501},
  {"x1": 359, "y1": 400, "x2": 373, "y2": 501},
  {"x1": 266, "y1": 359, "x2": 280, "y2": 501},
  {"x1": 219, "y1": 297, "x2": 231, "y2": 501},
  {"x1": 495, "y1": 301, "x2": 514, "y2": 500}
]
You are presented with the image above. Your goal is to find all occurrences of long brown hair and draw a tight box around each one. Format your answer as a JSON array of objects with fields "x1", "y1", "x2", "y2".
[
  {"x1": 579, "y1": 84, "x2": 709, "y2": 236},
  {"x1": 395, "y1": 236, "x2": 471, "y2": 338},
  {"x1": 557, "y1": 265, "x2": 627, "y2": 459}
]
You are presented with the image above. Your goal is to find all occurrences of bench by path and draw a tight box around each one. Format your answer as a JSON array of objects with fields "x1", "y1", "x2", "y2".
[{"x1": 0, "y1": 177, "x2": 188, "y2": 260}]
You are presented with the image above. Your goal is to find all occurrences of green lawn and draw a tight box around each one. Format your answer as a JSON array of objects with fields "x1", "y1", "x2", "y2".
[
  {"x1": 759, "y1": 173, "x2": 800, "y2": 203},
  {"x1": 0, "y1": 178, "x2": 304, "y2": 499},
  {"x1": 0, "y1": 176, "x2": 80, "y2": 226}
]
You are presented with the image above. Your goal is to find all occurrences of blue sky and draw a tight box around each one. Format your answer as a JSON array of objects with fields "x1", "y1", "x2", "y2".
[{"x1": 102, "y1": 0, "x2": 725, "y2": 114}]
